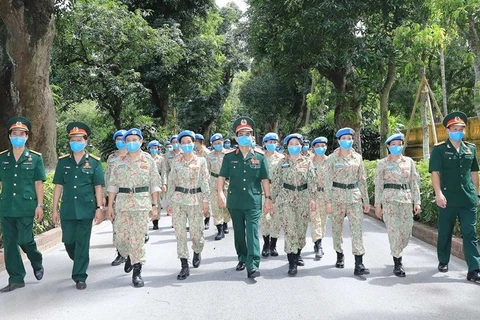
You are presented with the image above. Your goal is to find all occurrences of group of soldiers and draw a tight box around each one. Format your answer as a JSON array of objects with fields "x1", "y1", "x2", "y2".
[{"x1": 1, "y1": 111, "x2": 480, "y2": 293}]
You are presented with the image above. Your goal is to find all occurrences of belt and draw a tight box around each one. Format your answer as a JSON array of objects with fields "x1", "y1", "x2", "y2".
[
  {"x1": 283, "y1": 183, "x2": 308, "y2": 192},
  {"x1": 317, "y1": 187, "x2": 324, "y2": 192},
  {"x1": 384, "y1": 183, "x2": 410, "y2": 190},
  {"x1": 210, "y1": 172, "x2": 219, "y2": 178},
  {"x1": 175, "y1": 186, "x2": 202, "y2": 194},
  {"x1": 332, "y1": 182, "x2": 357, "y2": 189},
  {"x1": 118, "y1": 186, "x2": 149, "y2": 193}
]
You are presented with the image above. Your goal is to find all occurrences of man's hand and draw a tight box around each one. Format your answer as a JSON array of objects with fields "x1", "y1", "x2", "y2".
[
  {"x1": 107, "y1": 207, "x2": 115, "y2": 221},
  {"x1": 263, "y1": 198, "x2": 273, "y2": 213},
  {"x1": 413, "y1": 204, "x2": 421, "y2": 215},
  {"x1": 375, "y1": 206, "x2": 382, "y2": 219},
  {"x1": 218, "y1": 192, "x2": 227, "y2": 209},
  {"x1": 326, "y1": 203, "x2": 332, "y2": 214},
  {"x1": 52, "y1": 209, "x2": 60, "y2": 226},
  {"x1": 309, "y1": 200, "x2": 316, "y2": 212},
  {"x1": 363, "y1": 203, "x2": 370, "y2": 213},
  {"x1": 161, "y1": 185, "x2": 167, "y2": 194},
  {"x1": 150, "y1": 207, "x2": 158, "y2": 220},
  {"x1": 202, "y1": 202, "x2": 209, "y2": 214},
  {"x1": 94, "y1": 209, "x2": 104, "y2": 225},
  {"x1": 435, "y1": 194, "x2": 447, "y2": 208},
  {"x1": 167, "y1": 206, "x2": 173, "y2": 216},
  {"x1": 35, "y1": 206, "x2": 44, "y2": 222}
]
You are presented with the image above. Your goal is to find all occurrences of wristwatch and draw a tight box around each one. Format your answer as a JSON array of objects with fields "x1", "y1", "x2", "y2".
[
  {"x1": 37, "y1": 204, "x2": 45, "y2": 209},
  {"x1": 152, "y1": 203, "x2": 159, "y2": 208},
  {"x1": 96, "y1": 206, "x2": 105, "y2": 210},
  {"x1": 265, "y1": 196, "x2": 272, "y2": 200}
]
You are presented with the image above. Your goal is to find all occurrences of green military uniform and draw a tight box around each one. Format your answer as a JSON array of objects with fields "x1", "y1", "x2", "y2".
[
  {"x1": 53, "y1": 122, "x2": 105, "y2": 284},
  {"x1": 429, "y1": 111, "x2": 480, "y2": 275},
  {"x1": 219, "y1": 117, "x2": 269, "y2": 274},
  {"x1": 0, "y1": 117, "x2": 46, "y2": 291}
]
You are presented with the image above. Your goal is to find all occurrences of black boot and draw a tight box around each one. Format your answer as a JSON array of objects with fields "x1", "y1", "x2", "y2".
[
  {"x1": 354, "y1": 255, "x2": 370, "y2": 276},
  {"x1": 132, "y1": 263, "x2": 144, "y2": 288},
  {"x1": 152, "y1": 219, "x2": 159, "y2": 230},
  {"x1": 393, "y1": 256, "x2": 406, "y2": 277},
  {"x1": 177, "y1": 258, "x2": 190, "y2": 280},
  {"x1": 204, "y1": 217, "x2": 210, "y2": 230},
  {"x1": 314, "y1": 239, "x2": 324, "y2": 260},
  {"x1": 144, "y1": 233, "x2": 149, "y2": 243},
  {"x1": 111, "y1": 251, "x2": 126, "y2": 266},
  {"x1": 297, "y1": 249, "x2": 304, "y2": 266},
  {"x1": 262, "y1": 235, "x2": 270, "y2": 257},
  {"x1": 124, "y1": 256, "x2": 133, "y2": 273},
  {"x1": 193, "y1": 252, "x2": 201, "y2": 268},
  {"x1": 270, "y1": 237, "x2": 279, "y2": 256},
  {"x1": 287, "y1": 253, "x2": 298, "y2": 276},
  {"x1": 335, "y1": 252, "x2": 344, "y2": 268},
  {"x1": 223, "y1": 222, "x2": 229, "y2": 234},
  {"x1": 215, "y1": 224, "x2": 225, "y2": 240}
]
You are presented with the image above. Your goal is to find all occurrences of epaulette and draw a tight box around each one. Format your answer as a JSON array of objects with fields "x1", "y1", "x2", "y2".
[
  {"x1": 89, "y1": 154, "x2": 101, "y2": 161},
  {"x1": 464, "y1": 141, "x2": 475, "y2": 146},
  {"x1": 434, "y1": 141, "x2": 445, "y2": 146},
  {"x1": 225, "y1": 149, "x2": 236, "y2": 154},
  {"x1": 254, "y1": 147, "x2": 265, "y2": 155},
  {"x1": 29, "y1": 150, "x2": 42, "y2": 156},
  {"x1": 58, "y1": 154, "x2": 70, "y2": 159},
  {"x1": 0, "y1": 149, "x2": 8, "y2": 155}
]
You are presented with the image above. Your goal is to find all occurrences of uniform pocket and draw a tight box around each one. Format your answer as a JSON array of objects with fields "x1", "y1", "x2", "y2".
[{"x1": 21, "y1": 164, "x2": 35, "y2": 179}]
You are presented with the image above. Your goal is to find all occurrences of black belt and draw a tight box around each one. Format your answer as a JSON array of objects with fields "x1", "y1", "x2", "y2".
[
  {"x1": 210, "y1": 172, "x2": 219, "y2": 178},
  {"x1": 384, "y1": 183, "x2": 410, "y2": 190},
  {"x1": 318, "y1": 187, "x2": 324, "y2": 192},
  {"x1": 175, "y1": 187, "x2": 202, "y2": 194},
  {"x1": 332, "y1": 182, "x2": 357, "y2": 189},
  {"x1": 118, "y1": 186, "x2": 149, "y2": 193},
  {"x1": 283, "y1": 183, "x2": 308, "y2": 192}
]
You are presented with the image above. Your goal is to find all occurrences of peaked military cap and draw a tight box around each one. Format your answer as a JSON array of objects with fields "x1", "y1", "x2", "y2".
[
  {"x1": 6, "y1": 116, "x2": 31, "y2": 132},
  {"x1": 233, "y1": 117, "x2": 255, "y2": 133},
  {"x1": 67, "y1": 121, "x2": 91, "y2": 137},
  {"x1": 443, "y1": 111, "x2": 467, "y2": 128}
]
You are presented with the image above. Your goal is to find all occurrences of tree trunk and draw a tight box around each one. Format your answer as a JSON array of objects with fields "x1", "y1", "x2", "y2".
[
  {"x1": 468, "y1": 16, "x2": 480, "y2": 121},
  {"x1": 151, "y1": 83, "x2": 169, "y2": 126},
  {"x1": 379, "y1": 58, "x2": 396, "y2": 158},
  {"x1": 439, "y1": 47, "x2": 448, "y2": 116},
  {"x1": 420, "y1": 92, "x2": 430, "y2": 159},
  {"x1": 0, "y1": 0, "x2": 57, "y2": 168}
]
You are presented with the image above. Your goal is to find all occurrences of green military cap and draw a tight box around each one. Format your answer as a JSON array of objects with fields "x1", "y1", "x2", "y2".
[
  {"x1": 233, "y1": 117, "x2": 255, "y2": 133},
  {"x1": 443, "y1": 111, "x2": 468, "y2": 128},
  {"x1": 6, "y1": 116, "x2": 31, "y2": 132},
  {"x1": 66, "y1": 121, "x2": 91, "y2": 137}
]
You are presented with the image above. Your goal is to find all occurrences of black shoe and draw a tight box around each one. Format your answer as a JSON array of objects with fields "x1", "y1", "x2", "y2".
[
  {"x1": 335, "y1": 251, "x2": 344, "y2": 268},
  {"x1": 0, "y1": 283, "x2": 25, "y2": 293},
  {"x1": 193, "y1": 252, "x2": 201, "y2": 268},
  {"x1": 132, "y1": 263, "x2": 144, "y2": 288},
  {"x1": 270, "y1": 237, "x2": 279, "y2": 257},
  {"x1": 124, "y1": 256, "x2": 133, "y2": 273},
  {"x1": 467, "y1": 270, "x2": 480, "y2": 283},
  {"x1": 111, "y1": 252, "x2": 126, "y2": 266},
  {"x1": 262, "y1": 235, "x2": 270, "y2": 257},
  {"x1": 75, "y1": 281, "x2": 87, "y2": 290},
  {"x1": 177, "y1": 258, "x2": 190, "y2": 280},
  {"x1": 236, "y1": 262, "x2": 246, "y2": 271},
  {"x1": 287, "y1": 253, "x2": 298, "y2": 276},
  {"x1": 34, "y1": 266, "x2": 44, "y2": 280},
  {"x1": 438, "y1": 263, "x2": 448, "y2": 273},
  {"x1": 297, "y1": 249, "x2": 304, "y2": 266},
  {"x1": 152, "y1": 219, "x2": 159, "y2": 230},
  {"x1": 144, "y1": 233, "x2": 149, "y2": 243},
  {"x1": 247, "y1": 269, "x2": 260, "y2": 278},
  {"x1": 354, "y1": 255, "x2": 370, "y2": 276},
  {"x1": 204, "y1": 217, "x2": 210, "y2": 230},
  {"x1": 215, "y1": 224, "x2": 225, "y2": 241},
  {"x1": 393, "y1": 257, "x2": 406, "y2": 277},
  {"x1": 314, "y1": 239, "x2": 324, "y2": 260},
  {"x1": 223, "y1": 222, "x2": 229, "y2": 234}
]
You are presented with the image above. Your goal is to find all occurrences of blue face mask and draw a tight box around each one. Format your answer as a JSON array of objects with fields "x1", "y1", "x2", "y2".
[
  {"x1": 448, "y1": 131, "x2": 465, "y2": 142},
  {"x1": 213, "y1": 144, "x2": 223, "y2": 151},
  {"x1": 288, "y1": 145, "x2": 301, "y2": 155},
  {"x1": 302, "y1": 145, "x2": 309, "y2": 152},
  {"x1": 150, "y1": 149, "x2": 158, "y2": 155},
  {"x1": 224, "y1": 143, "x2": 231, "y2": 148},
  {"x1": 389, "y1": 145, "x2": 403, "y2": 156},
  {"x1": 339, "y1": 140, "x2": 353, "y2": 149},
  {"x1": 126, "y1": 141, "x2": 141, "y2": 153},
  {"x1": 314, "y1": 147, "x2": 326, "y2": 155},
  {"x1": 181, "y1": 143, "x2": 194, "y2": 154},
  {"x1": 70, "y1": 141, "x2": 86, "y2": 153},
  {"x1": 10, "y1": 136, "x2": 27, "y2": 148},
  {"x1": 172, "y1": 143, "x2": 180, "y2": 150},
  {"x1": 265, "y1": 144, "x2": 276, "y2": 152},
  {"x1": 116, "y1": 141, "x2": 125, "y2": 150},
  {"x1": 237, "y1": 135, "x2": 252, "y2": 147},
  {"x1": 193, "y1": 144, "x2": 198, "y2": 150}
]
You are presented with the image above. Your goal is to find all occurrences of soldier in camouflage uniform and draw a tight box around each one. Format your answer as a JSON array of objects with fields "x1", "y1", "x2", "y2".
[
  {"x1": 374, "y1": 133, "x2": 421, "y2": 277},
  {"x1": 165, "y1": 135, "x2": 182, "y2": 217},
  {"x1": 310, "y1": 136, "x2": 329, "y2": 260},
  {"x1": 194, "y1": 133, "x2": 212, "y2": 230},
  {"x1": 148, "y1": 140, "x2": 167, "y2": 230},
  {"x1": 224, "y1": 138, "x2": 232, "y2": 150},
  {"x1": 301, "y1": 139, "x2": 311, "y2": 157},
  {"x1": 260, "y1": 132, "x2": 284, "y2": 257},
  {"x1": 167, "y1": 130, "x2": 210, "y2": 280},
  {"x1": 325, "y1": 127, "x2": 370, "y2": 276},
  {"x1": 271, "y1": 133, "x2": 317, "y2": 276},
  {"x1": 206, "y1": 133, "x2": 231, "y2": 240},
  {"x1": 107, "y1": 128, "x2": 161, "y2": 288}
]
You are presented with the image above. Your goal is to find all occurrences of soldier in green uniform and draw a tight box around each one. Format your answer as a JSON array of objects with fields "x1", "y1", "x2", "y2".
[
  {"x1": 52, "y1": 122, "x2": 105, "y2": 290},
  {"x1": 217, "y1": 117, "x2": 273, "y2": 279},
  {"x1": 0, "y1": 117, "x2": 46, "y2": 293},
  {"x1": 429, "y1": 111, "x2": 480, "y2": 283}
]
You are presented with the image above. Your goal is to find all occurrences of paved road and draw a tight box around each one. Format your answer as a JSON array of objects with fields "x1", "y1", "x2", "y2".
[{"x1": 0, "y1": 211, "x2": 478, "y2": 320}]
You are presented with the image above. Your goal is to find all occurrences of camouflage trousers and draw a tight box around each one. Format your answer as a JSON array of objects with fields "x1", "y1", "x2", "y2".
[
  {"x1": 113, "y1": 209, "x2": 149, "y2": 265},
  {"x1": 261, "y1": 199, "x2": 282, "y2": 238},
  {"x1": 331, "y1": 202, "x2": 365, "y2": 256},
  {"x1": 211, "y1": 187, "x2": 231, "y2": 225},
  {"x1": 310, "y1": 200, "x2": 328, "y2": 242},
  {"x1": 382, "y1": 202, "x2": 413, "y2": 257},
  {"x1": 171, "y1": 203, "x2": 205, "y2": 259},
  {"x1": 280, "y1": 199, "x2": 310, "y2": 254}
]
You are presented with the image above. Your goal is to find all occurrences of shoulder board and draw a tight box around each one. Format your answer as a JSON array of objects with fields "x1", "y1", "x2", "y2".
[
  {"x1": 464, "y1": 141, "x2": 476, "y2": 146},
  {"x1": 0, "y1": 149, "x2": 8, "y2": 155},
  {"x1": 225, "y1": 149, "x2": 236, "y2": 154},
  {"x1": 29, "y1": 150, "x2": 42, "y2": 156},
  {"x1": 89, "y1": 154, "x2": 101, "y2": 161},
  {"x1": 254, "y1": 147, "x2": 264, "y2": 155},
  {"x1": 58, "y1": 154, "x2": 70, "y2": 159},
  {"x1": 434, "y1": 141, "x2": 445, "y2": 146}
]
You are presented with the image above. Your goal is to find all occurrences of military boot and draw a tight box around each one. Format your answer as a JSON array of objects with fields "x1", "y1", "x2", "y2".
[
  {"x1": 204, "y1": 217, "x2": 210, "y2": 230},
  {"x1": 393, "y1": 256, "x2": 406, "y2": 277},
  {"x1": 177, "y1": 258, "x2": 190, "y2": 280},
  {"x1": 132, "y1": 263, "x2": 144, "y2": 288},
  {"x1": 297, "y1": 249, "x2": 304, "y2": 266},
  {"x1": 314, "y1": 239, "x2": 324, "y2": 260},
  {"x1": 262, "y1": 235, "x2": 270, "y2": 257},
  {"x1": 335, "y1": 251, "x2": 344, "y2": 268},
  {"x1": 354, "y1": 255, "x2": 370, "y2": 276},
  {"x1": 111, "y1": 251, "x2": 126, "y2": 266},
  {"x1": 152, "y1": 219, "x2": 159, "y2": 230},
  {"x1": 193, "y1": 252, "x2": 201, "y2": 268},
  {"x1": 124, "y1": 256, "x2": 133, "y2": 273},
  {"x1": 287, "y1": 253, "x2": 298, "y2": 276},
  {"x1": 215, "y1": 224, "x2": 225, "y2": 240},
  {"x1": 270, "y1": 237, "x2": 279, "y2": 256},
  {"x1": 223, "y1": 222, "x2": 229, "y2": 234}
]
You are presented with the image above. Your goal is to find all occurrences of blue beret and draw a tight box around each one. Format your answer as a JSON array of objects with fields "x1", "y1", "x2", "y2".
[
  {"x1": 303, "y1": 139, "x2": 310, "y2": 144},
  {"x1": 263, "y1": 132, "x2": 279, "y2": 143},
  {"x1": 148, "y1": 140, "x2": 160, "y2": 148},
  {"x1": 178, "y1": 130, "x2": 195, "y2": 143},
  {"x1": 169, "y1": 135, "x2": 178, "y2": 143},
  {"x1": 123, "y1": 128, "x2": 143, "y2": 141},
  {"x1": 385, "y1": 133, "x2": 404, "y2": 145},
  {"x1": 283, "y1": 133, "x2": 303, "y2": 145},
  {"x1": 165, "y1": 141, "x2": 171, "y2": 146},
  {"x1": 210, "y1": 133, "x2": 223, "y2": 143},
  {"x1": 113, "y1": 129, "x2": 127, "y2": 140},
  {"x1": 195, "y1": 134, "x2": 205, "y2": 141},
  {"x1": 224, "y1": 138, "x2": 231, "y2": 142},
  {"x1": 336, "y1": 127, "x2": 355, "y2": 138},
  {"x1": 312, "y1": 136, "x2": 328, "y2": 146}
]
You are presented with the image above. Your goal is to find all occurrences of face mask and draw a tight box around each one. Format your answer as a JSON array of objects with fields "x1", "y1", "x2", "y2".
[
  {"x1": 194, "y1": 144, "x2": 198, "y2": 150},
  {"x1": 448, "y1": 131, "x2": 464, "y2": 142},
  {"x1": 389, "y1": 145, "x2": 403, "y2": 156},
  {"x1": 302, "y1": 145, "x2": 309, "y2": 152},
  {"x1": 213, "y1": 144, "x2": 223, "y2": 151},
  {"x1": 251, "y1": 141, "x2": 256, "y2": 148},
  {"x1": 10, "y1": 136, "x2": 27, "y2": 148},
  {"x1": 339, "y1": 140, "x2": 353, "y2": 149},
  {"x1": 265, "y1": 144, "x2": 276, "y2": 152},
  {"x1": 150, "y1": 149, "x2": 158, "y2": 155},
  {"x1": 165, "y1": 147, "x2": 172, "y2": 153},
  {"x1": 173, "y1": 143, "x2": 180, "y2": 150},
  {"x1": 237, "y1": 135, "x2": 252, "y2": 147},
  {"x1": 224, "y1": 143, "x2": 231, "y2": 148},
  {"x1": 116, "y1": 141, "x2": 125, "y2": 150},
  {"x1": 181, "y1": 143, "x2": 194, "y2": 154},
  {"x1": 314, "y1": 147, "x2": 326, "y2": 156},
  {"x1": 126, "y1": 141, "x2": 141, "y2": 153},
  {"x1": 70, "y1": 141, "x2": 86, "y2": 153},
  {"x1": 288, "y1": 145, "x2": 301, "y2": 155}
]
